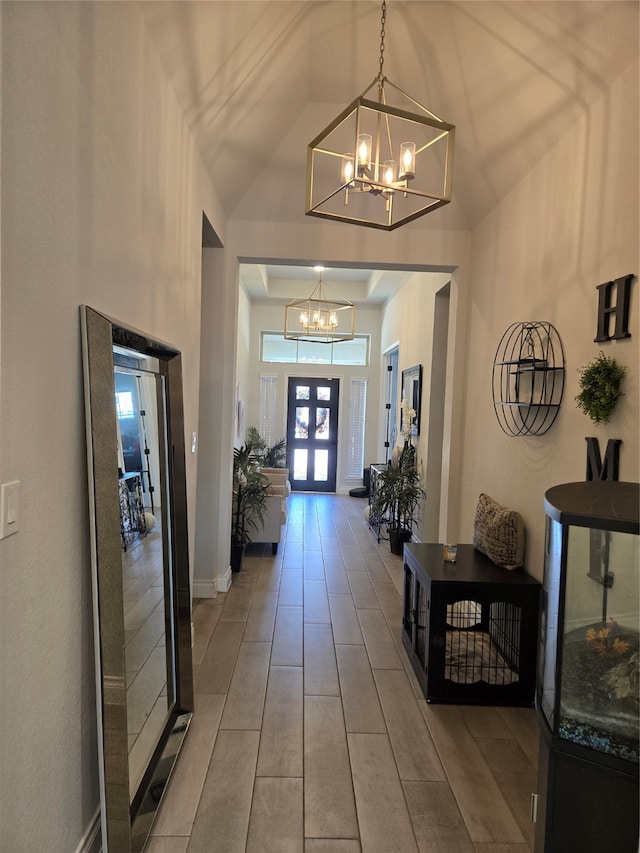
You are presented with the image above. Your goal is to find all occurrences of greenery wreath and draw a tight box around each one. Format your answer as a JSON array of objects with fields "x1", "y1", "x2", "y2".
[{"x1": 575, "y1": 351, "x2": 627, "y2": 425}]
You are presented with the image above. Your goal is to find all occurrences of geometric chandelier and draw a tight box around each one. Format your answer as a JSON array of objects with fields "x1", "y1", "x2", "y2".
[
  {"x1": 284, "y1": 267, "x2": 355, "y2": 344},
  {"x1": 305, "y1": 0, "x2": 455, "y2": 231}
]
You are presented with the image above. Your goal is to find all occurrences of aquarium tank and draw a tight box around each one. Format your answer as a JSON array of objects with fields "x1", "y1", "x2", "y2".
[{"x1": 535, "y1": 480, "x2": 639, "y2": 853}]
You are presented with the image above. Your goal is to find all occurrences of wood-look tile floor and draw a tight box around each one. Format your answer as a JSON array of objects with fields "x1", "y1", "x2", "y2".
[{"x1": 149, "y1": 493, "x2": 538, "y2": 853}]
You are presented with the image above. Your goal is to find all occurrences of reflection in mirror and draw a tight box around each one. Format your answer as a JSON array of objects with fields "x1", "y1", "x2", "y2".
[
  {"x1": 115, "y1": 364, "x2": 174, "y2": 800},
  {"x1": 81, "y1": 307, "x2": 193, "y2": 853}
]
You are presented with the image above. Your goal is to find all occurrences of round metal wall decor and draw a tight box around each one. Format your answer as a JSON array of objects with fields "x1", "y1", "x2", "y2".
[{"x1": 492, "y1": 321, "x2": 565, "y2": 436}]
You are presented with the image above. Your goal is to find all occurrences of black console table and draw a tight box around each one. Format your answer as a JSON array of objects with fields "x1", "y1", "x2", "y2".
[{"x1": 402, "y1": 543, "x2": 541, "y2": 705}]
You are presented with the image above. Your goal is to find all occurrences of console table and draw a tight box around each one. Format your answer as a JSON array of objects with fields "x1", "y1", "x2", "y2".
[{"x1": 402, "y1": 543, "x2": 541, "y2": 705}]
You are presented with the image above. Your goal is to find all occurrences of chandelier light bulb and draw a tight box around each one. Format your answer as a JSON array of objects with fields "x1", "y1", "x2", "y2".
[
  {"x1": 383, "y1": 159, "x2": 397, "y2": 185},
  {"x1": 342, "y1": 155, "x2": 354, "y2": 185},
  {"x1": 399, "y1": 142, "x2": 416, "y2": 179},
  {"x1": 357, "y1": 134, "x2": 372, "y2": 174}
]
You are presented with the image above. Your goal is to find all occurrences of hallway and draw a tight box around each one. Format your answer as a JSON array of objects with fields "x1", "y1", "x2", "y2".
[{"x1": 148, "y1": 493, "x2": 538, "y2": 853}]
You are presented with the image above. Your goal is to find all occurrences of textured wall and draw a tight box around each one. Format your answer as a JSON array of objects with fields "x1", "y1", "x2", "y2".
[
  {"x1": 459, "y1": 59, "x2": 639, "y2": 581},
  {"x1": 0, "y1": 3, "x2": 223, "y2": 849}
]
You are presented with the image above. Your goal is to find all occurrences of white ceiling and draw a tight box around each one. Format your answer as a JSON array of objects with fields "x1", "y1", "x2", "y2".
[{"x1": 139, "y1": 0, "x2": 639, "y2": 303}]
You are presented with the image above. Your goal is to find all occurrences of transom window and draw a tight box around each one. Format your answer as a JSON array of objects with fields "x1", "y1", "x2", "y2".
[{"x1": 261, "y1": 332, "x2": 369, "y2": 366}]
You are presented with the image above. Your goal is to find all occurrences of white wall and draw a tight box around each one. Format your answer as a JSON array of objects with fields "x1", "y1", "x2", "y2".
[
  {"x1": 235, "y1": 284, "x2": 253, "y2": 443},
  {"x1": 0, "y1": 3, "x2": 226, "y2": 850},
  {"x1": 245, "y1": 300, "x2": 383, "y2": 493},
  {"x1": 458, "y1": 59, "x2": 639, "y2": 582},
  {"x1": 380, "y1": 273, "x2": 452, "y2": 541}
]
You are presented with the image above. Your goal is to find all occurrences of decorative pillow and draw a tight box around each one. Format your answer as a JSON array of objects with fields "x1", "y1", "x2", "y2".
[{"x1": 473, "y1": 493, "x2": 525, "y2": 570}]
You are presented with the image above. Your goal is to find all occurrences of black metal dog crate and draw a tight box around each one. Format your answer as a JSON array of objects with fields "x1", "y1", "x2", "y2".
[{"x1": 403, "y1": 543, "x2": 541, "y2": 705}]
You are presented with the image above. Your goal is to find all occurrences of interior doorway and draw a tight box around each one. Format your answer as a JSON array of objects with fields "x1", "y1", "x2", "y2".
[{"x1": 286, "y1": 376, "x2": 340, "y2": 492}]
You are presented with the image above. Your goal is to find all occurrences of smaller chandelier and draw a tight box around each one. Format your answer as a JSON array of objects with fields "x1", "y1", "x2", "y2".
[
  {"x1": 306, "y1": 0, "x2": 454, "y2": 231},
  {"x1": 284, "y1": 268, "x2": 355, "y2": 344}
]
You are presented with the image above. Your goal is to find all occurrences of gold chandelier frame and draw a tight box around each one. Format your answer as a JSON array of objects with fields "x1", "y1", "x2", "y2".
[
  {"x1": 305, "y1": 1, "x2": 455, "y2": 231},
  {"x1": 284, "y1": 272, "x2": 355, "y2": 344}
]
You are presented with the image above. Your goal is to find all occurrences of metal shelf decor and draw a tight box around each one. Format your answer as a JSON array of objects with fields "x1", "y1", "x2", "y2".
[{"x1": 492, "y1": 322, "x2": 565, "y2": 436}]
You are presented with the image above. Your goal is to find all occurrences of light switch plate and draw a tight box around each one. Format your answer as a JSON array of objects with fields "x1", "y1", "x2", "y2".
[{"x1": 0, "y1": 480, "x2": 20, "y2": 539}]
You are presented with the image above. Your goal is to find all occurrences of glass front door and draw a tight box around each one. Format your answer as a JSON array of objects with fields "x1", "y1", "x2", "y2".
[{"x1": 286, "y1": 377, "x2": 339, "y2": 492}]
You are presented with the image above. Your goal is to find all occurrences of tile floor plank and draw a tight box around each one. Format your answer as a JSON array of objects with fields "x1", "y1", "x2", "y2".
[
  {"x1": 305, "y1": 840, "x2": 362, "y2": 852},
  {"x1": 403, "y1": 780, "x2": 476, "y2": 853},
  {"x1": 329, "y1": 593, "x2": 364, "y2": 645},
  {"x1": 193, "y1": 619, "x2": 245, "y2": 695},
  {"x1": 245, "y1": 777, "x2": 304, "y2": 853},
  {"x1": 279, "y1": 568, "x2": 303, "y2": 607},
  {"x1": 348, "y1": 732, "x2": 420, "y2": 853},
  {"x1": 347, "y1": 570, "x2": 380, "y2": 609},
  {"x1": 304, "y1": 579, "x2": 331, "y2": 623},
  {"x1": 304, "y1": 623, "x2": 340, "y2": 696},
  {"x1": 497, "y1": 707, "x2": 540, "y2": 768},
  {"x1": 186, "y1": 729, "x2": 259, "y2": 853},
  {"x1": 324, "y1": 560, "x2": 352, "y2": 594},
  {"x1": 191, "y1": 600, "x2": 224, "y2": 669},
  {"x1": 271, "y1": 605, "x2": 303, "y2": 666},
  {"x1": 152, "y1": 694, "x2": 225, "y2": 837},
  {"x1": 336, "y1": 645, "x2": 386, "y2": 734},
  {"x1": 373, "y1": 669, "x2": 446, "y2": 781},
  {"x1": 219, "y1": 642, "x2": 271, "y2": 730},
  {"x1": 305, "y1": 695, "x2": 360, "y2": 840},
  {"x1": 256, "y1": 665, "x2": 303, "y2": 777},
  {"x1": 357, "y1": 608, "x2": 404, "y2": 670},
  {"x1": 146, "y1": 837, "x2": 190, "y2": 853},
  {"x1": 420, "y1": 703, "x2": 526, "y2": 844},
  {"x1": 475, "y1": 737, "x2": 537, "y2": 848},
  {"x1": 242, "y1": 590, "x2": 278, "y2": 642}
]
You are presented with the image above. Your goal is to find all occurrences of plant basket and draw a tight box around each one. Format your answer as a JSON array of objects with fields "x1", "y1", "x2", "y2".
[{"x1": 389, "y1": 527, "x2": 412, "y2": 556}]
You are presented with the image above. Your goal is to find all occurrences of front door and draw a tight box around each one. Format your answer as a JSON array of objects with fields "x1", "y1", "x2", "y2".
[{"x1": 286, "y1": 377, "x2": 339, "y2": 492}]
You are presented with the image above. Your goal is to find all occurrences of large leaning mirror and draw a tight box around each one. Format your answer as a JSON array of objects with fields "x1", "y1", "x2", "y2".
[{"x1": 81, "y1": 306, "x2": 193, "y2": 852}]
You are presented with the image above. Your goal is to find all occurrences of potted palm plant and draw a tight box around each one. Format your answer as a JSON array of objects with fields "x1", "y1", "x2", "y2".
[
  {"x1": 231, "y1": 442, "x2": 269, "y2": 572},
  {"x1": 372, "y1": 442, "x2": 426, "y2": 555},
  {"x1": 246, "y1": 425, "x2": 287, "y2": 468}
]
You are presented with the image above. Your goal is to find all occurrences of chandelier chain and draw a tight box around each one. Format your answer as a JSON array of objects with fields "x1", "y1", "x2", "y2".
[{"x1": 378, "y1": 0, "x2": 386, "y2": 83}]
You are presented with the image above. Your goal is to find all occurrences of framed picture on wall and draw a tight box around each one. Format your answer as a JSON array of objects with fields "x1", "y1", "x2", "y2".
[{"x1": 402, "y1": 364, "x2": 423, "y2": 435}]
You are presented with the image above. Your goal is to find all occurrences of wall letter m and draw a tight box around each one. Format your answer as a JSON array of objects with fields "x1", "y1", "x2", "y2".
[{"x1": 585, "y1": 437, "x2": 622, "y2": 481}]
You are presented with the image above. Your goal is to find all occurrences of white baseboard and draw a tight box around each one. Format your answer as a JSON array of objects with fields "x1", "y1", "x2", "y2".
[
  {"x1": 216, "y1": 567, "x2": 233, "y2": 593},
  {"x1": 74, "y1": 809, "x2": 101, "y2": 853},
  {"x1": 192, "y1": 579, "x2": 217, "y2": 598}
]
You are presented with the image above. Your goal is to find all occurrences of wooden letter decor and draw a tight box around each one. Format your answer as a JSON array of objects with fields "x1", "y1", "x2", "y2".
[
  {"x1": 594, "y1": 274, "x2": 634, "y2": 342},
  {"x1": 585, "y1": 436, "x2": 622, "y2": 481}
]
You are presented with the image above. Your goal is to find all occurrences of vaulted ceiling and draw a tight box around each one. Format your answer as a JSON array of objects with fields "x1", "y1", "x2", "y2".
[{"x1": 139, "y1": 1, "x2": 638, "y2": 299}]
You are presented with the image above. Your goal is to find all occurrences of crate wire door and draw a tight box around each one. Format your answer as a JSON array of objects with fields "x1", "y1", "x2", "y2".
[{"x1": 444, "y1": 599, "x2": 522, "y2": 686}]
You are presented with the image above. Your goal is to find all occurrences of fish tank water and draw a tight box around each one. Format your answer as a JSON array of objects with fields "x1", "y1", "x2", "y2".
[{"x1": 535, "y1": 481, "x2": 639, "y2": 853}]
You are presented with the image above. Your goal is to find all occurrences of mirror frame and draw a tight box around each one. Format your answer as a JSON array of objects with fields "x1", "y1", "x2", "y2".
[
  {"x1": 81, "y1": 306, "x2": 193, "y2": 852},
  {"x1": 402, "y1": 364, "x2": 423, "y2": 436}
]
